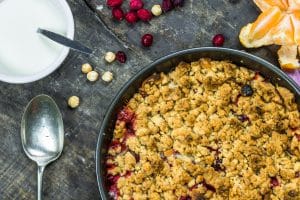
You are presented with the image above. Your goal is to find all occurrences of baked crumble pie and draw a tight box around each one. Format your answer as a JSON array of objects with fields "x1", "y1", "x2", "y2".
[{"x1": 106, "y1": 58, "x2": 300, "y2": 200}]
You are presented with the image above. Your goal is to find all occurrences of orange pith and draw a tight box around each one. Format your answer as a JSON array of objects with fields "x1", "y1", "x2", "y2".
[{"x1": 240, "y1": 0, "x2": 300, "y2": 70}]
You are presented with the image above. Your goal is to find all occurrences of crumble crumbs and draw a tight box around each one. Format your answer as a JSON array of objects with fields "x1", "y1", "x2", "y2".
[{"x1": 106, "y1": 58, "x2": 300, "y2": 200}]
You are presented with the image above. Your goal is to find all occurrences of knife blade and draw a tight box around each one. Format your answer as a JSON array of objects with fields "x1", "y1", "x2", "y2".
[{"x1": 37, "y1": 28, "x2": 93, "y2": 55}]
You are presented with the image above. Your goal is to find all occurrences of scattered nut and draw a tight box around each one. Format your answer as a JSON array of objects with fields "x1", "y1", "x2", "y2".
[
  {"x1": 81, "y1": 63, "x2": 93, "y2": 74},
  {"x1": 105, "y1": 52, "x2": 116, "y2": 63},
  {"x1": 68, "y1": 96, "x2": 80, "y2": 108},
  {"x1": 151, "y1": 5, "x2": 162, "y2": 16},
  {"x1": 87, "y1": 71, "x2": 99, "y2": 82},
  {"x1": 102, "y1": 71, "x2": 114, "y2": 82}
]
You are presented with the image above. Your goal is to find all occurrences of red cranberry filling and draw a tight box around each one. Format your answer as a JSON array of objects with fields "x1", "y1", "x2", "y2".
[
  {"x1": 124, "y1": 171, "x2": 132, "y2": 177},
  {"x1": 204, "y1": 146, "x2": 218, "y2": 152},
  {"x1": 107, "y1": 174, "x2": 120, "y2": 199},
  {"x1": 108, "y1": 184, "x2": 119, "y2": 200},
  {"x1": 270, "y1": 177, "x2": 280, "y2": 188},
  {"x1": 109, "y1": 140, "x2": 122, "y2": 150},
  {"x1": 295, "y1": 134, "x2": 300, "y2": 141},
  {"x1": 203, "y1": 180, "x2": 216, "y2": 192},
  {"x1": 106, "y1": 107, "x2": 138, "y2": 199},
  {"x1": 235, "y1": 94, "x2": 241, "y2": 105},
  {"x1": 253, "y1": 71, "x2": 260, "y2": 80},
  {"x1": 117, "y1": 107, "x2": 135, "y2": 123},
  {"x1": 129, "y1": 150, "x2": 140, "y2": 162},
  {"x1": 179, "y1": 196, "x2": 191, "y2": 200},
  {"x1": 189, "y1": 184, "x2": 198, "y2": 191},
  {"x1": 106, "y1": 162, "x2": 116, "y2": 170}
]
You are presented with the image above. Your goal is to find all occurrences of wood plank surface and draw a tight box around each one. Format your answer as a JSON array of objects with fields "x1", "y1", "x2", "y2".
[{"x1": 0, "y1": 0, "x2": 281, "y2": 199}]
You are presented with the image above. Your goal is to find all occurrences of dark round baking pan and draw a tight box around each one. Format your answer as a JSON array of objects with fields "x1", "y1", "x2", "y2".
[{"x1": 95, "y1": 47, "x2": 300, "y2": 199}]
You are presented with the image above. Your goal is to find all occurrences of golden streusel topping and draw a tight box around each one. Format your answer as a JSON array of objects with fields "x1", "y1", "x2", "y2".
[{"x1": 106, "y1": 59, "x2": 300, "y2": 200}]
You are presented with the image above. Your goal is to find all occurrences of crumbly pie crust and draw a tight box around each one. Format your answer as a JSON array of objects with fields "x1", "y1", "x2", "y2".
[{"x1": 106, "y1": 59, "x2": 300, "y2": 200}]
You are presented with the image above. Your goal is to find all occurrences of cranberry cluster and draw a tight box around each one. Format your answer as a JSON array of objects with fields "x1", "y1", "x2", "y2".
[
  {"x1": 107, "y1": 0, "x2": 187, "y2": 47},
  {"x1": 107, "y1": 0, "x2": 152, "y2": 23},
  {"x1": 108, "y1": 0, "x2": 185, "y2": 22}
]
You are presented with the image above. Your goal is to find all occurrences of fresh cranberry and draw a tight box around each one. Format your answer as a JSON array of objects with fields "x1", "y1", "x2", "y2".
[
  {"x1": 162, "y1": 0, "x2": 173, "y2": 12},
  {"x1": 137, "y1": 8, "x2": 152, "y2": 21},
  {"x1": 129, "y1": 0, "x2": 143, "y2": 10},
  {"x1": 125, "y1": 11, "x2": 138, "y2": 24},
  {"x1": 112, "y1": 7, "x2": 124, "y2": 21},
  {"x1": 296, "y1": 134, "x2": 300, "y2": 141},
  {"x1": 116, "y1": 51, "x2": 127, "y2": 63},
  {"x1": 106, "y1": 0, "x2": 123, "y2": 8},
  {"x1": 212, "y1": 34, "x2": 225, "y2": 47},
  {"x1": 141, "y1": 34, "x2": 154, "y2": 47},
  {"x1": 173, "y1": 0, "x2": 185, "y2": 7},
  {"x1": 270, "y1": 177, "x2": 280, "y2": 188}
]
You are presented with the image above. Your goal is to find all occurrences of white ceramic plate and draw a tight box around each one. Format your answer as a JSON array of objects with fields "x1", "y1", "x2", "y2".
[{"x1": 0, "y1": 0, "x2": 74, "y2": 84}]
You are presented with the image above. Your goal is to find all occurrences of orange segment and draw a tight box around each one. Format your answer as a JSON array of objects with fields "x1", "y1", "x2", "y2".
[
  {"x1": 250, "y1": 7, "x2": 283, "y2": 40},
  {"x1": 240, "y1": 0, "x2": 300, "y2": 70},
  {"x1": 270, "y1": 15, "x2": 294, "y2": 45},
  {"x1": 291, "y1": 12, "x2": 300, "y2": 44},
  {"x1": 254, "y1": 0, "x2": 289, "y2": 11},
  {"x1": 240, "y1": 24, "x2": 273, "y2": 48},
  {"x1": 277, "y1": 45, "x2": 300, "y2": 69},
  {"x1": 287, "y1": 0, "x2": 300, "y2": 12}
]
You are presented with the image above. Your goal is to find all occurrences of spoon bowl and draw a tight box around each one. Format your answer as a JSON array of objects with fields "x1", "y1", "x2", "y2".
[{"x1": 21, "y1": 94, "x2": 64, "y2": 200}]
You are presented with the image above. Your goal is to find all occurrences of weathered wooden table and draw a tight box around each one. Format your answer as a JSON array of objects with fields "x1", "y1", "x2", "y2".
[{"x1": 0, "y1": 0, "x2": 281, "y2": 199}]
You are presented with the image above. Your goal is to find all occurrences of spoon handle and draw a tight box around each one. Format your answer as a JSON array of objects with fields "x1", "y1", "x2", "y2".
[{"x1": 37, "y1": 165, "x2": 45, "y2": 200}]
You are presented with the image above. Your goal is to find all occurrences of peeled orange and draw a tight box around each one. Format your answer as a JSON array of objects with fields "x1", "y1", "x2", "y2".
[{"x1": 239, "y1": 0, "x2": 300, "y2": 69}]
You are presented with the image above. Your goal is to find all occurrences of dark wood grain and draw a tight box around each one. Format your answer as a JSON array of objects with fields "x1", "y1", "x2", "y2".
[{"x1": 0, "y1": 0, "x2": 281, "y2": 199}]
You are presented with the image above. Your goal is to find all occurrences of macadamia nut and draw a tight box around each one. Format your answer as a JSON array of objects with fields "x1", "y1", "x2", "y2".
[
  {"x1": 102, "y1": 71, "x2": 113, "y2": 82},
  {"x1": 104, "y1": 52, "x2": 116, "y2": 63},
  {"x1": 81, "y1": 63, "x2": 93, "y2": 74},
  {"x1": 151, "y1": 5, "x2": 162, "y2": 16},
  {"x1": 68, "y1": 96, "x2": 80, "y2": 108},
  {"x1": 87, "y1": 71, "x2": 99, "y2": 82}
]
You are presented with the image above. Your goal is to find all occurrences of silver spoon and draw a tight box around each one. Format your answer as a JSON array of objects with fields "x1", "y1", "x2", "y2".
[{"x1": 21, "y1": 94, "x2": 64, "y2": 200}]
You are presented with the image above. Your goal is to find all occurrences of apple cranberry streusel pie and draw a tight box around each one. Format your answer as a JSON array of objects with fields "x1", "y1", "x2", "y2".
[{"x1": 105, "y1": 59, "x2": 300, "y2": 200}]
